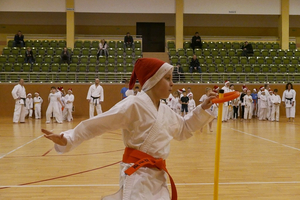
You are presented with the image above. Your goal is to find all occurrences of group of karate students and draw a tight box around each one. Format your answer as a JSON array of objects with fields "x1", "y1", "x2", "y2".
[{"x1": 11, "y1": 79, "x2": 74, "y2": 123}]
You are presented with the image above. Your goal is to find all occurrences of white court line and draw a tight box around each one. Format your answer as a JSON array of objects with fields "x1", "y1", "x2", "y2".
[
  {"x1": 0, "y1": 135, "x2": 44, "y2": 159},
  {"x1": 1, "y1": 181, "x2": 300, "y2": 188},
  {"x1": 229, "y1": 127, "x2": 300, "y2": 152}
]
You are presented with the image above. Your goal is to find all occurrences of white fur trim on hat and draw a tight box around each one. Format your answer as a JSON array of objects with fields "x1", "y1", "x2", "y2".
[
  {"x1": 225, "y1": 80, "x2": 230, "y2": 85},
  {"x1": 142, "y1": 63, "x2": 173, "y2": 91}
]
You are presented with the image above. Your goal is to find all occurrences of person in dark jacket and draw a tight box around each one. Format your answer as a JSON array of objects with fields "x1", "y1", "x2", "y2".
[
  {"x1": 25, "y1": 47, "x2": 34, "y2": 64},
  {"x1": 189, "y1": 55, "x2": 201, "y2": 73},
  {"x1": 191, "y1": 32, "x2": 202, "y2": 50},
  {"x1": 124, "y1": 32, "x2": 134, "y2": 49},
  {"x1": 241, "y1": 41, "x2": 253, "y2": 57},
  {"x1": 173, "y1": 64, "x2": 185, "y2": 83},
  {"x1": 13, "y1": 31, "x2": 25, "y2": 47},
  {"x1": 61, "y1": 47, "x2": 70, "y2": 64}
]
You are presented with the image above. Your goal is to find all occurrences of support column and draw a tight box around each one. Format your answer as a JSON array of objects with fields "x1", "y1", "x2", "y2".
[
  {"x1": 279, "y1": 0, "x2": 289, "y2": 50},
  {"x1": 66, "y1": 0, "x2": 75, "y2": 49},
  {"x1": 175, "y1": 0, "x2": 184, "y2": 49}
]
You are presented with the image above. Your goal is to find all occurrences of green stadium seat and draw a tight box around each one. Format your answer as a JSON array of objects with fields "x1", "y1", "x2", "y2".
[
  {"x1": 90, "y1": 48, "x2": 98, "y2": 56},
  {"x1": 4, "y1": 63, "x2": 13, "y2": 72},
  {"x1": 58, "y1": 40, "x2": 66, "y2": 48},
  {"x1": 228, "y1": 49, "x2": 235, "y2": 56},
  {"x1": 117, "y1": 48, "x2": 124, "y2": 56},
  {"x1": 255, "y1": 42, "x2": 264, "y2": 49},
  {"x1": 278, "y1": 64, "x2": 287, "y2": 73},
  {"x1": 89, "y1": 55, "x2": 97, "y2": 64},
  {"x1": 248, "y1": 56, "x2": 256, "y2": 64},
  {"x1": 261, "y1": 64, "x2": 269, "y2": 73},
  {"x1": 219, "y1": 49, "x2": 227, "y2": 56},
  {"x1": 116, "y1": 63, "x2": 124, "y2": 72},
  {"x1": 33, "y1": 40, "x2": 41, "y2": 47},
  {"x1": 216, "y1": 42, "x2": 223, "y2": 49},
  {"x1": 50, "y1": 40, "x2": 58, "y2": 48},
  {"x1": 42, "y1": 40, "x2": 50, "y2": 48},
  {"x1": 240, "y1": 56, "x2": 248, "y2": 64},
  {"x1": 88, "y1": 64, "x2": 97, "y2": 72},
  {"x1": 0, "y1": 55, "x2": 7, "y2": 63},
  {"x1": 223, "y1": 56, "x2": 231, "y2": 64},
  {"x1": 225, "y1": 64, "x2": 234, "y2": 73},
  {"x1": 217, "y1": 64, "x2": 225, "y2": 73},
  {"x1": 71, "y1": 55, "x2": 79, "y2": 64},
  {"x1": 235, "y1": 64, "x2": 243, "y2": 73},
  {"x1": 270, "y1": 64, "x2": 278, "y2": 73},
  {"x1": 211, "y1": 74, "x2": 220, "y2": 83},
  {"x1": 179, "y1": 56, "x2": 187, "y2": 64},
  {"x1": 267, "y1": 74, "x2": 276, "y2": 82},
  {"x1": 264, "y1": 42, "x2": 272, "y2": 49},
  {"x1": 203, "y1": 49, "x2": 210, "y2": 56},
  {"x1": 78, "y1": 64, "x2": 87, "y2": 72},
  {"x1": 205, "y1": 56, "x2": 213, "y2": 64},
  {"x1": 83, "y1": 41, "x2": 91, "y2": 48},
  {"x1": 134, "y1": 41, "x2": 141, "y2": 49},
  {"x1": 265, "y1": 57, "x2": 273, "y2": 64},
  {"x1": 170, "y1": 56, "x2": 178, "y2": 65},
  {"x1": 269, "y1": 49, "x2": 277, "y2": 57},
  {"x1": 272, "y1": 42, "x2": 280, "y2": 49},
  {"x1": 3, "y1": 47, "x2": 11, "y2": 55},
  {"x1": 116, "y1": 56, "x2": 124, "y2": 64},
  {"x1": 294, "y1": 49, "x2": 300, "y2": 57},
  {"x1": 261, "y1": 49, "x2": 269, "y2": 57},
  {"x1": 74, "y1": 40, "x2": 83, "y2": 48},
  {"x1": 253, "y1": 49, "x2": 260, "y2": 57},
  {"x1": 236, "y1": 49, "x2": 243, "y2": 56},
  {"x1": 287, "y1": 64, "x2": 295, "y2": 73},
  {"x1": 9, "y1": 74, "x2": 19, "y2": 82},
  {"x1": 286, "y1": 49, "x2": 294, "y2": 57},
  {"x1": 41, "y1": 63, "x2": 50, "y2": 72},
  {"x1": 125, "y1": 63, "x2": 133, "y2": 72},
  {"x1": 208, "y1": 64, "x2": 216, "y2": 73},
  {"x1": 11, "y1": 47, "x2": 19, "y2": 55},
  {"x1": 224, "y1": 42, "x2": 231, "y2": 49},
  {"x1": 55, "y1": 47, "x2": 62, "y2": 55},
  {"x1": 256, "y1": 57, "x2": 264, "y2": 64},
  {"x1": 8, "y1": 40, "x2": 14, "y2": 47},
  {"x1": 8, "y1": 55, "x2": 16, "y2": 63},
  {"x1": 98, "y1": 56, "x2": 106, "y2": 64},
  {"x1": 194, "y1": 49, "x2": 202, "y2": 56},
  {"x1": 91, "y1": 41, "x2": 99, "y2": 48},
  {"x1": 289, "y1": 42, "x2": 296, "y2": 49},
  {"x1": 53, "y1": 55, "x2": 61, "y2": 63},
  {"x1": 180, "y1": 64, "x2": 188, "y2": 72},
  {"x1": 107, "y1": 55, "x2": 115, "y2": 64},
  {"x1": 231, "y1": 42, "x2": 240, "y2": 49},
  {"x1": 167, "y1": 41, "x2": 175, "y2": 49},
  {"x1": 247, "y1": 74, "x2": 256, "y2": 83},
  {"x1": 108, "y1": 48, "x2": 115, "y2": 56},
  {"x1": 108, "y1": 41, "x2": 116, "y2": 48},
  {"x1": 277, "y1": 49, "x2": 285, "y2": 57},
  {"x1": 125, "y1": 48, "x2": 133, "y2": 56},
  {"x1": 60, "y1": 63, "x2": 68, "y2": 72},
  {"x1": 117, "y1": 41, "x2": 124, "y2": 48},
  {"x1": 183, "y1": 41, "x2": 191, "y2": 49},
  {"x1": 125, "y1": 55, "x2": 133, "y2": 64},
  {"x1": 290, "y1": 57, "x2": 298, "y2": 64},
  {"x1": 46, "y1": 47, "x2": 54, "y2": 55},
  {"x1": 273, "y1": 57, "x2": 281, "y2": 64},
  {"x1": 214, "y1": 56, "x2": 222, "y2": 64},
  {"x1": 43, "y1": 55, "x2": 52, "y2": 64},
  {"x1": 231, "y1": 56, "x2": 239, "y2": 64},
  {"x1": 32, "y1": 63, "x2": 40, "y2": 72},
  {"x1": 20, "y1": 47, "x2": 27, "y2": 55},
  {"x1": 176, "y1": 48, "x2": 184, "y2": 57},
  {"x1": 17, "y1": 55, "x2": 25, "y2": 63},
  {"x1": 51, "y1": 63, "x2": 59, "y2": 72},
  {"x1": 207, "y1": 42, "x2": 215, "y2": 49},
  {"x1": 135, "y1": 48, "x2": 142, "y2": 57},
  {"x1": 38, "y1": 47, "x2": 46, "y2": 56},
  {"x1": 69, "y1": 63, "x2": 77, "y2": 72},
  {"x1": 81, "y1": 48, "x2": 90, "y2": 55},
  {"x1": 80, "y1": 55, "x2": 89, "y2": 64},
  {"x1": 73, "y1": 48, "x2": 81, "y2": 56},
  {"x1": 252, "y1": 64, "x2": 260, "y2": 73},
  {"x1": 106, "y1": 63, "x2": 115, "y2": 73},
  {"x1": 244, "y1": 64, "x2": 252, "y2": 73},
  {"x1": 22, "y1": 63, "x2": 31, "y2": 72},
  {"x1": 210, "y1": 49, "x2": 218, "y2": 57},
  {"x1": 13, "y1": 63, "x2": 22, "y2": 72}
]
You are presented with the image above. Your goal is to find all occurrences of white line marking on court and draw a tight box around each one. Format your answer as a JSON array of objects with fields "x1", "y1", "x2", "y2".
[
  {"x1": 1, "y1": 181, "x2": 300, "y2": 188},
  {"x1": 0, "y1": 135, "x2": 44, "y2": 159},
  {"x1": 230, "y1": 127, "x2": 300, "y2": 152}
]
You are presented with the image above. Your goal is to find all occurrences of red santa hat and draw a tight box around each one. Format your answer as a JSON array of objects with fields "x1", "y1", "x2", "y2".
[
  {"x1": 57, "y1": 86, "x2": 63, "y2": 91},
  {"x1": 213, "y1": 85, "x2": 219, "y2": 90},
  {"x1": 225, "y1": 80, "x2": 230, "y2": 85},
  {"x1": 242, "y1": 85, "x2": 247, "y2": 91},
  {"x1": 27, "y1": 93, "x2": 32, "y2": 96},
  {"x1": 253, "y1": 88, "x2": 257, "y2": 92},
  {"x1": 269, "y1": 88, "x2": 273, "y2": 93},
  {"x1": 181, "y1": 88, "x2": 186, "y2": 92},
  {"x1": 260, "y1": 86, "x2": 265, "y2": 91},
  {"x1": 35, "y1": 92, "x2": 39, "y2": 95},
  {"x1": 68, "y1": 88, "x2": 72, "y2": 91},
  {"x1": 128, "y1": 58, "x2": 173, "y2": 91}
]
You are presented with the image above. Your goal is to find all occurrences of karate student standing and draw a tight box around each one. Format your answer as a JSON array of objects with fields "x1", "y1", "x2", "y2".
[
  {"x1": 240, "y1": 86, "x2": 247, "y2": 121},
  {"x1": 282, "y1": 82, "x2": 296, "y2": 122},
  {"x1": 271, "y1": 89, "x2": 281, "y2": 122},
  {"x1": 243, "y1": 89, "x2": 253, "y2": 121},
  {"x1": 11, "y1": 79, "x2": 27, "y2": 123},
  {"x1": 25, "y1": 93, "x2": 33, "y2": 118},
  {"x1": 267, "y1": 90, "x2": 274, "y2": 121},
  {"x1": 179, "y1": 91, "x2": 189, "y2": 116},
  {"x1": 200, "y1": 87, "x2": 215, "y2": 132},
  {"x1": 171, "y1": 90, "x2": 181, "y2": 115},
  {"x1": 87, "y1": 78, "x2": 104, "y2": 118},
  {"x1": 42, "y1": 58, "x2": 216, "y2": 200},
  {"x1": 33, "y1": 92, "x2": 43, "y2": 119},
  {"x1": 64, "y1": 88, "x2": 75, "y2": 122},
  {"x1": 221, "y1": 80, "x2": 231, "y2": 122},
  {"x1": 259, "y1": 91, "x2": 267, "y2": 121},
  {"x1": 188, "y1": 94, "x2": 196, "y2": 112},
  {"x1": 46, "y1": 86, "x2": 63, "y2": 124}
]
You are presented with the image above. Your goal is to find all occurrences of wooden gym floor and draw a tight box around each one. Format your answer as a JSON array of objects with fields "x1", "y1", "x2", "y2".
[{"x1": 0, "y1": 116, "x2": 300, "y2": 200}]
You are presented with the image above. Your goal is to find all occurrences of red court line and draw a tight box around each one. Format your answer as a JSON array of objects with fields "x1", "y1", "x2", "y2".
[
  {"x1": 0, "y1": 161, "x2": 121, "y2": 190},
  {"x1": 42, "y1": 148, "x2": 53, "y2": 156}
]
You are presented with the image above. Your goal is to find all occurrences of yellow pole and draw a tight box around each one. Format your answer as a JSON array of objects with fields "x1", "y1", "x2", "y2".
[
  {"x1": 279, "y1": 0, "x2": 289, "y2": 50},
  {"x1": 175, "y1": 0, "x2": 184, "y2": 49},
  {"x1": 66, "y1": 0, "x2": 75, "y2": 49},
  {"x1": 213, "y1": 89, "x2": 224, "y2": 200}
]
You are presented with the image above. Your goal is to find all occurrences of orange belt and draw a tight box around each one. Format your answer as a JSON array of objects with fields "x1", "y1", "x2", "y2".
[{"x1": 122, "y1": 147, "x2": 177, "y2": 200}]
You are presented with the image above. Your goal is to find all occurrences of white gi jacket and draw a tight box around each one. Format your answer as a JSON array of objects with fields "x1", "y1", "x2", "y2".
[
  {"x1": 221, "y1": 86, "x2": 230, "y2": 106},
  {"x1": 11, "y1": 84, "x2": 26, "y2": 104},
  {"x1": 244, "y1": 95, "x2": 253, "y2": 108},
  {"x1": 260, "y1": 95, "x2": 267, "y2": 108},
  {"x1": 87, "y1": 84, "x2": 104, "y2": 105},
  {"x1": 64, "y1": 94, "x2": 74, "y2": 109},
  {"x1": 55, "y1": 91, "x2": 214, "y2": 200},
  {"x1": 26, "y1": 98, "x2": 33, "y2": 110},
  {"x1": 282, "y1": 89, "x2": 296, "y2": 108},
  {"x1": 271, "y1": 94, "x2": 281, "y2": 105}
]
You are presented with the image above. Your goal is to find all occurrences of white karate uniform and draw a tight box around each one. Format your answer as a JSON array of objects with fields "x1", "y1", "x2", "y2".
[
  {"x1": 267, "y1": 94, "x2": 273, "y2": 120},
  {"x1": 57, "y1": 91, "x2": 63, "y2": 120},
  {"x1": 200, "y1": 94, "x2": 218, "y2": 119},
  {"x1": 11, "y1": 84, "x2": 27, "y2": 123},
  {"x1": 46, "y1": 92, "x2": 62, "y2": 123},
  {"x1": 271, "y1": 94, "x2": 281, "y2": 121},
  {"x1": 54, "y1": 91, "x2": 214, "y2": 200},
  {"x1": 282, "y1": 89, "x2": 296, "y2": 118},
  {"x1": 221, "y1": 86, "x2": 230, "y2": 121},
  {"x1": 257, "y1": 91, "x2": 261, "y2": 118},
  {"x1": 171, "y1": 97, "x2": 181, "y2": 115},
  {"x1": 64, "y1": 94, "x2": 74, "y2": 122},
  {"x1": 87, "y1": 84, "x2": 104, "y2": 118},
  {"x1": 259, "y1": 95, "x2": 267, "y2": 120},
  {"x1": 243, "y1": 95, "x2": 253, "y2": 120},
  {"x1": 188, "y1": 99, "x2": 196, "y2": 112},
  {"x1": 167, "y1": 93, "x2": 174, "y2": 108},
  {"x1": 25, "y1": 97, "x2": 33, "y2": 117},
  {"x1": 33, "y1": 96, "x2": 43, "y2": 119}
]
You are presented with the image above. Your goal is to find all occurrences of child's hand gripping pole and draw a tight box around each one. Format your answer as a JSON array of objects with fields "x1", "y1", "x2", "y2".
[{"x1": 212, "y1": 90, "x2": 240, "y2": 200}]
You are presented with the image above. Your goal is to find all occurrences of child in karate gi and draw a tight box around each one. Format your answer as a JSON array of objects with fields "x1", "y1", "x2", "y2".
[
  {"x1": 267, "y1": 90, "x2": 274, "y2": 121},
  {"x1": 33, "y1": 92, "x2": 43, "y2": 119},
  {"x1": 271, "y1": 89, "x2": 281, "y2": 122},
  {"x1": 259, "y1": 90, "x2": 267, "y2": 121},
  {"x1": 200, "y1": 87, "x2": 215, "y2": 132},
  {"x1": 64, "y1": 88, "x2": 74, "y2": 122},
  {"x1": 46, "y1": 86, "x2": 63, "y2": 124},
  {"x1": 243, "y1": 89, "x2": 253, "y2": 121},
  {"x1": 26, "y1": 93, "x2": 33, "y2": 118},
  {"x1": 42, "y1": 58, "x2": 216, "y2": 200},
  {"x1": 188, "y1": 94, "x2": 196, "y2": 112},
  {"x1": 171, "y1": 90, "x2": 181, "y2": 115}
]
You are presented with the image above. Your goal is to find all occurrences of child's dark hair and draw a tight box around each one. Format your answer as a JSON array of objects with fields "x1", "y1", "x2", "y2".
[
  {"x1": 51, "y1": 86, "x2": 56, "y2": 90},
  {"x1": 274, "y1": 89, "x2": 278, "y2": 93}
]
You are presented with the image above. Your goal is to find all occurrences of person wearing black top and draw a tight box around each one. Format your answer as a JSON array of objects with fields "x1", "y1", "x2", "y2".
[
  {"x1": 25, "y1": 47, "x2": 34, "y2": 64},
  {"x1": 189, "y1": 55, "x2": 202, "y2": 73},
  {"x1": 180, "y1": 91, "x2": 189, "y2": 116},
  {"x1": 240, "y1": 88, "x2": 247, "y2": 120},
  {"x1": 241, "y1": 41, "x2": 253, "y2": 57},
  {"x1": 191, "y1": 32, "x2": 202, "y2": 50},
  {"x1": 124, "y1": 32, "x2": 134, "y2": 49},
  {"x1": 61, "y1": 47, "x2": 70, "y2": 64},
  {"x1": 13, "y1": 31, "x2": 25, "y2": 47}
]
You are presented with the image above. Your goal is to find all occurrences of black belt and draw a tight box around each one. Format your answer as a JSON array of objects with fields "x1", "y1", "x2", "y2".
[
  {"x1": 286, "y1": 98, "x2": 293, "y2": 104},
  {"x1": 21, "y1": 98, "x2": 26, "y2": 107},
  {"x1": 91, "y1": 96, "x2": 100, "y2": 106}
]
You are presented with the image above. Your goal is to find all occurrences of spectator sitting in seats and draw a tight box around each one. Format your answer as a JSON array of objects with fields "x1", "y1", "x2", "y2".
[
  {"x1": 124, "y1": 32, "x2": 134, "y2": 49},
  {"x1": 241, "y1": 41, "x2": 253, "y2": 57},
  {"x1": 97, "y1": 39, "x2": 109, "y2": 58},
  {"x1": 25, "y1": 47, "x2": 34, "y2": 64},
  {"x1": 191, "y1": 32, "x2": 202, "y2": 50},
  {"x1": 13, "y1": 31, "x2": 25, "y2": 47},
  {"x1": 173, "y1": 64, "x2": 185, "y2": 83},
  {"x1": 61, "y1": 47, "x2": 70, "y2": 64},
  {"x1": 189, "y1": 55, "x2": 202, "y2": 73}
]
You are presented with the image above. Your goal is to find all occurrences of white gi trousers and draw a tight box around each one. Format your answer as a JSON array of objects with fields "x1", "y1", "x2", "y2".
[
  {"x1": 13, "y1": 99, "x2": 27, "y2": 123},
  {"x1": 46, "y1": 102, "x2": 62, "y2": 123},
  {"x1": 285, "y1": 106, "x2": 296, "y2": 118},
  {"x1": 34, "y1": 103, "x2": 41, "y2": 119},
  {"x1": 271, "y1": 104, "x2": 280, "y2": 121},
  {"x1": 222, "y1": 105, "x2": 228, "y2": 121},
  {"x1": 89, "y1": 99, "x2": 102, "y2": 118},
  {"x1": 259, "y1": 108, "x2": 267, "y2": 120},
  {"x1": 244, "y1": 105, "x2": 252, "y2": 120}
]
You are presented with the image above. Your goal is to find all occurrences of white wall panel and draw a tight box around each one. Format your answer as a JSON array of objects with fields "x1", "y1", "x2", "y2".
[
  {"x1": 0, "y1": 0, "x2": 66, "y2": 12},
  {"x1": 184, "y1": 0, "x2": 280, "y2": 15},
  {"x1": 290, "y1": 0, "x2": 300, "y2": 15},
  {"x1": 74, "y1": 0, "x2": 175, "y2": 13}
]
